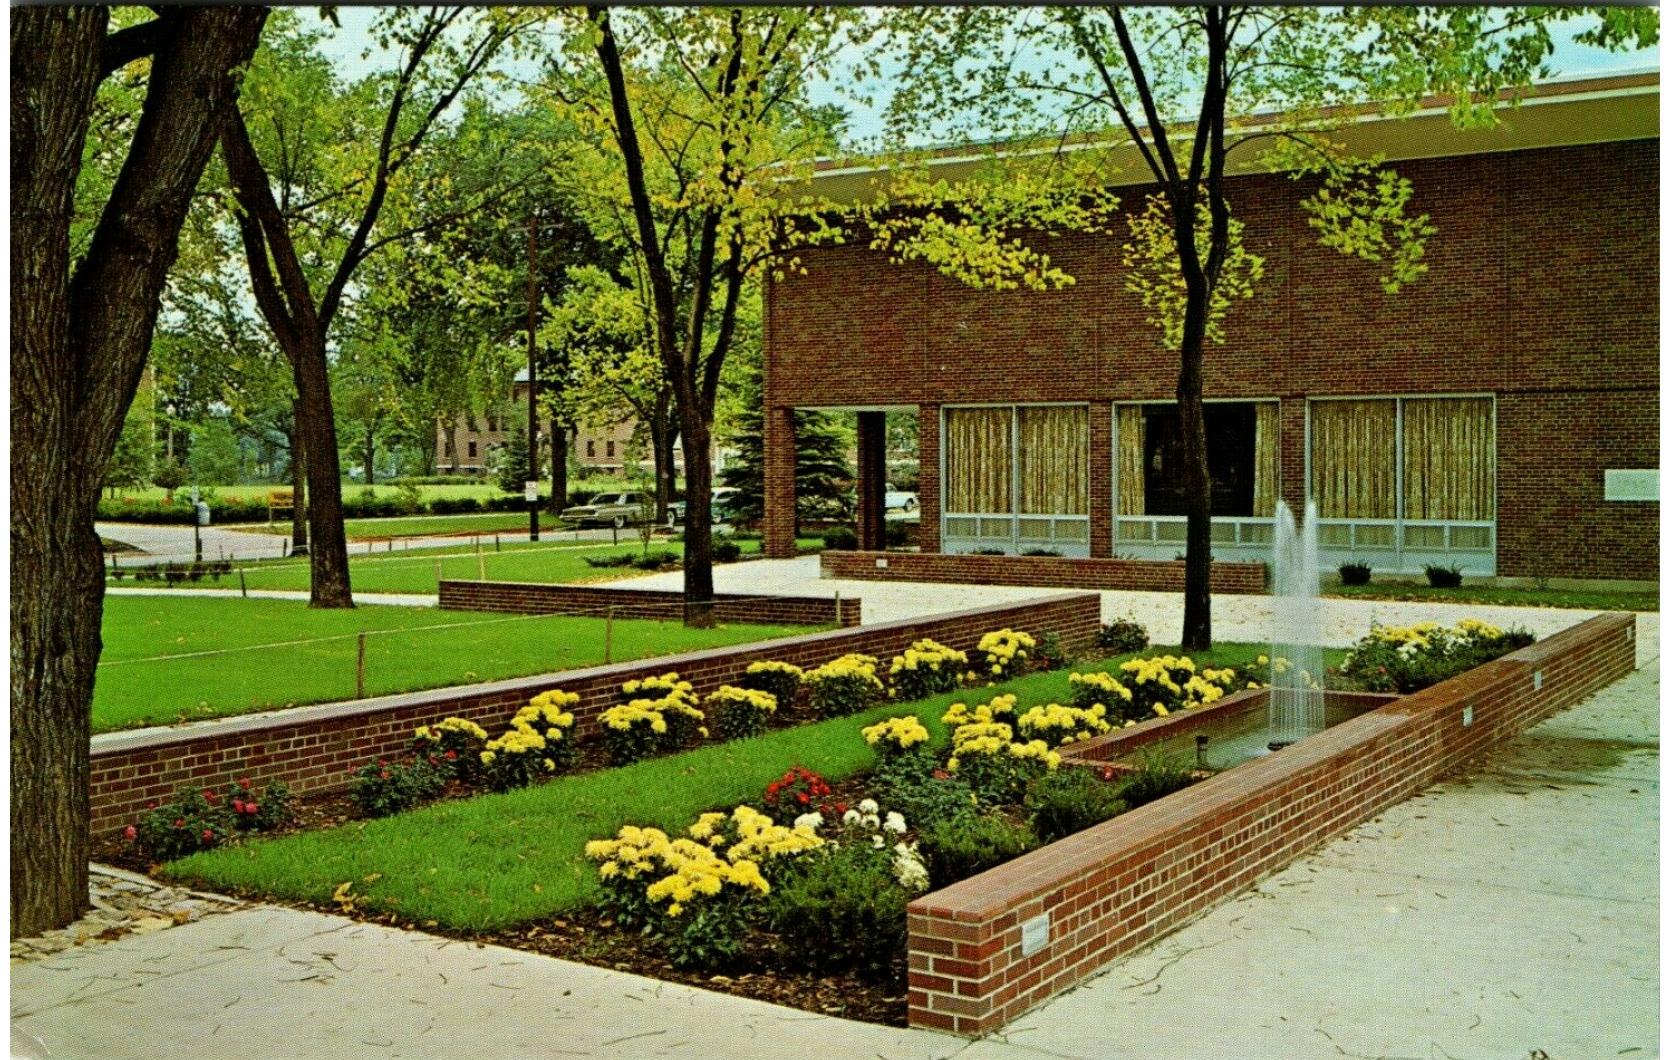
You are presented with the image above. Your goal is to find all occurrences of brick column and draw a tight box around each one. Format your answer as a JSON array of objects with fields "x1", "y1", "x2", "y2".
[
  {"x1": 1088, "y1": 401, "x2": 1113, "y2": 557},
  {"x1": 764, "y1": 406, "x2": 797, "y2": 558},
  {"x1": 1279, "y1": 396, "x2": 1306, "y2": 516},
  {"x1": 917, "y1": 404, "x2": 941, "y2": 553},
  {"x1": 855, "y1": 411, "x2": 887, "y2": 551}
]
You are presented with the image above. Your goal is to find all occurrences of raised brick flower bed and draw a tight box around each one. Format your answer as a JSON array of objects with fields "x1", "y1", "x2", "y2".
[{"x1": 821, "y1": 550, "x2": 1268, "y2": 595}]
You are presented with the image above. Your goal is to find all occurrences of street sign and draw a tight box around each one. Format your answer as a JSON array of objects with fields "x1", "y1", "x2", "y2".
[{"x1": 524, "y1": 481, "x2": 540, "y2": 503}]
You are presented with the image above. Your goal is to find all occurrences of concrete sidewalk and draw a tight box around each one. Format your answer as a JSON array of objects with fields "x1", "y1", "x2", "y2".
[{"x1": 13, "y1": 648, "x2": 1657, "y2": 1059}]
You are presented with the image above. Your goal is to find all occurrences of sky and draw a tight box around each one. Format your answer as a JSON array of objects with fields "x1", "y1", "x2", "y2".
[{"x1": 313, "y1": 6, "x2": 1658, "y2": 151}]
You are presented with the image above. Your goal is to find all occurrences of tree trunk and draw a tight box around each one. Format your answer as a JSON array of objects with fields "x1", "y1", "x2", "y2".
[
  {"x1": 11, "y1": 5, "x2": 265, "y2": 936},
  {"x1": 444, "y1": 420, "x2": 460, "y2": 473},
  {"x1": 1177, "y1": 312, "x2": 1213, "y2": 650},
  {"x1": 363, "y1": 422, "x2": 376, "y2": 486},
  {"x1": 288, "y1": 331, "x2": 352, "y2": 607},
  {"x1": 289, "y1": 405, "x2": 307, "y2": 550},
  {"x1": 654, "y1": 422, "x2": 680, "y2": 524},
  {"x1": 680, "y1": 415, "x2": 716, "y2": 627},
  {"x1": 548, "y1": 419, "x2": 568, "y2": 513}
]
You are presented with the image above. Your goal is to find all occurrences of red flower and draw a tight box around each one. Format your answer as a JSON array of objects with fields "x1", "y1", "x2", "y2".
[
  {"x1": 245, "y1": 801, "x2": 259, "y2": 815},
  {"x1": 445, "y1": 750, "x2": 458, "y2": 761},
  {"x1": 766, "y1": 782, "x2": 780, "y2": 796},
  {"x1": 174, "y1": 818, "x2": 186, "y2": 829},
  {"x1": 148, "y1": 801, "x2": 159, "y2": 810},
  {"x1": 232, "y1": 799, "x2": 246, "y2": 814},
  {"x1": 123, "y1": 825, "x2": 138, "y2": 841},
  {"x1": 379, "y1": 771, "x2": 391, "y2": 781},
  {"x1": 201, "y1": 828, "x2": 215, "y2": 842},
  {"x1": 238, "y1": 778, "x2": 253, "y2": 791},
  {"x1": 932, "y1": 769, "x2": 950, "y2": 781},
  {"x1": 202, "y1": 790, "x2": 219, "y2": 803},
  {"x1": 833, "y1": 802, "x2": 848, "y2": 815},
  {"x1": 796, "y1": 792, "x2": 809, "y2": 804}
]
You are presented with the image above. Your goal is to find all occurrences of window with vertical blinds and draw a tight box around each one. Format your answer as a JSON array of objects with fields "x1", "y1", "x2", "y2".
[
  {"x1": 1018, "y1": 406, "x2": 1089, "y2": 515},
  {"x1": 1309, "y1": 399, "x2": 1399, "y2": 519},
  {"x1": 1308, "y1": 396, "x2": 1495, "y2": 522},
  {"x1": 944, "y1": 407, "x2": 1013, "y2": 514}
]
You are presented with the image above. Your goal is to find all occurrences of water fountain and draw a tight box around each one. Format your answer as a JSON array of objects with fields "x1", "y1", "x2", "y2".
[{"x1": 1267, "y1": 499, "x2": 1325, "y2": 751}]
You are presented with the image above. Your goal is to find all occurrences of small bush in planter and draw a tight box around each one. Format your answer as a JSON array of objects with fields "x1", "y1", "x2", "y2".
[
  {"x1": 861, "y1": 714, "x2": 932, "y2": 760},
  {"x1": 510, "y1": 692, "x2": 580, "y2": 770},
  {"x1": 918, "y1": 814, "x2": 1039, "y2": 887},
  {"x1": 886, "y1": 638, "x2": 968, "y2": 700},
  {"x1": 767, "y1": 841, "x2": 911, "y2": 978},
  {"x1": 705, "y1": 685, "x2": 777, "y2": 740},
  {"x1": 822, "y1": 526, "x2": 858, "y2": 551},
  {"x1": 632, "y1": 549, "x2": 680, "y2": 571},
  {"x1": 1425, "y1": 563, "x2": 1464, "y2": 588},
  {"x1": 1097, "y1": 617, "x2": 1149, "y2": 654},
  {"x1": 1015, "y1": 702, "x2": 1111, "y2": 748},
  {"x1": 803, "y1": 653, "x2": 884, "y2": 717},
  {"x1": 871, "y1": 752, "x2": 977, "y2": 826},
  {"x1": 1021, "y1": 547, "x2": 1062, "y2": 557},
  {"x1": 352, "y1": 757, "x2": 447, "y2": 818},
  {"x1": 712, "y1": 536, "x2": 743, "y2": 563},
  {"x1": 619, "y1": 673, "x2": 704, "y2": 747},
  {"x1": 761, "y1": 765, "x2": 838, "y2": 824},
  {"x1": 583, "y1": 552, "x2": 636, "y2": 569},
  {"x1": 598, "y1": 702, "x2": 668, "y2": 765},
  {"x1": 973, "y1": 628, "x2": 1037, "y2": 681},
  {"x1": 1025, "y1": 768, "x2": 1127, "y2": 844},
  {"x1": 969, "y1": 547, "x2": 1006, "y2": 556},
  {"x1": 1116, "y1": 751, "x2": 1196, "y2": 809},
  {"x1": 740, "y1": 660, "x2": 802, "y2": 710},
  {"x1": 480, "y1": 725, "x2": 558, "y2": 792},
  {"x1": 412, "y1": 716, "x2": 490, "y2": 782},
  {"x1": 1338, "y1": 561, "x2": 1373, "y2": 586}
]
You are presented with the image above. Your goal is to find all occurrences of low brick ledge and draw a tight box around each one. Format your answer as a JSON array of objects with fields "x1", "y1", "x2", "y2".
[
  {"x1": 86, "y1": 591, "x2": 1102, "y2": 837},
  {"x1": 437, "y1": 580, "x2": 861, "y2": 628},
  {"x1": 905, "y1": 611, "x2": 1637, "y2": 1035},
  {"x1": 821, "y1": 550, "x2": 1268, "y2": 595}
]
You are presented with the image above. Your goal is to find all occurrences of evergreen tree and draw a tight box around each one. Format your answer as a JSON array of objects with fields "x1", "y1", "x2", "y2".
[
  {"x1": 720, "y1": 364, "x2": 852, "y2": 525},
  {"x1": 493, "y1": 423, "x2": 533, "y2": 496}
]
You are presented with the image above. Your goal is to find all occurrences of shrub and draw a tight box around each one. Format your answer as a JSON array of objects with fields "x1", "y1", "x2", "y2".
[
  {"x1": 974, "y1": 629, "x2": 1036, "y2": 681},
  {"x1": 1424, "y1": 563, "x2": 1464, "y2": 588},
  {"x1": 583, "y1": 552, "x2": 637, "y2": 569},
  {"x1": 227, "y1": 777, "x2": 293, "y2": 833},
  {"x1": 1097, "y1": 617, "x2": 1150, "y2": 654},
  {"x1": 1021, "y1": 548, "x2": 1062, "y2": 557},
  {"x1": 886, "y1": 638, "x2": 967, "y2": 701},
  {"x1": 429, "y1": 496, "x2": 482, "y2": 515},
  {"x1": 1025, "y1": 769, "x2": 1126, "y2": 844},
  {"x1": 352, "y1": 757, "x2": 446, "y2": 818},
  {"x1": 1015, "y1": 702, "x2": 1112, "y2": 748},
  {"x1": 969, "y1": 547, "x2": 1006, "y2": 556},
  {"x1": 632, "y1": 549, "x2": 680, "y2": 571},
  {"x1": 884, "y1": 520, "x2": 912, "y2": 547},
  {"x1": 599, "y1": 702, "x2": 669, "y2": 765},
  {"x1": 704, "y1": 685, "x2": 777, "y2": 740},
  {"x1": 1067, "y1": 671, "x2": 1136, "y2": 720},
  {"x1": 941, "y1": 692, "x2": 1019, "y2": 730},
  {"x1": 804, "y1": 653, "x2": 884, "y2": 717},
  {"x1": 412, "y1": 716, "x2": 489, "y2": 782},
  {"x1": 740, "y1": 661, "x2": 802, "y2": 710},
  {"x1": 918, "y1": 814, "x2": 1038, "y2": 887},
  {"x1": 620, "y1": 673, "x2": 703, "y2": 748},
  {"x1": 872, "y1": 753, "x2": 978, "y2": 827},
  {"x1": 130, "y1": 781, "x2": 289, "y2": 861},
  {"x1": 946, "y1": 722, "x2": 1060, "y2": 805},
  {"x1": 761, "y1": 765, "x2": 837, "y2": 824},
  {"x1": 510, "y1": 692, "x2": 580, "y2": 770},
  {"x1": 1116, "y1": 752, "x2": 1197, "y2": 809},
  {"x1": 1339, "y1": 618, "x2": 1534, "y2": 694},
  {"x1": 1338, "y1": 561, "x2": 1373, "y2": 586},
  {"x1": 861, "y1": 715, "x2": 932, "y2": 759},
  {"x1": 822, "y1": 526, "x2": 858, "y2": 551},
  {"x1": 1115, "y1": 655, "x2": 1238, "y2": 722},
  {"x1": 712, "y1": 536, "x2": 743, "y2": 563},
  {"x1": 767, "y1": 842, "x2": 910, "y2": 978}
]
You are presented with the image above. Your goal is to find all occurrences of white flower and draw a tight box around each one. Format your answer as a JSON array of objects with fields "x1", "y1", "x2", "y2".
[
  {"x1": 872, "y1": 834, "x2": 885, "y2": 849},
  {"x1": 883, "y1": 812, "x2": 907, "y2": 835},
  {"x1": 842, "y1": 809, "x2": 861, "y2": 825},
  {"x1": 861, "y1": 814, "x2": 880, "y2": 830},
  {"x1": 857, "y1": 798, "x2": 879, "y2": 815},
  {"x1": 893, "y1": 843, "x2": 929, "y2": 892},
  {"x1": 793, "y1": 812, "x2": 824, "y2": 833}
]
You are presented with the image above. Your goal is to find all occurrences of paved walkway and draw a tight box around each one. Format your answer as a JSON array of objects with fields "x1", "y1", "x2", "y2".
[
  {"x1": 105, "y1": 587, "x2": 439, "y2": 608},
  {"x1": 13, "y1": 642, "x2": 1657, "y2": 1058},
  {"x1": 98, "y1": 521, "x2": 631, "y2": 567}
]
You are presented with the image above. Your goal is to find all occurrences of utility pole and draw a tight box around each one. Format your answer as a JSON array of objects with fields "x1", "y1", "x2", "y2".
[{"x1": 526, "y1": 211, "x2": 541, "y2": 542}]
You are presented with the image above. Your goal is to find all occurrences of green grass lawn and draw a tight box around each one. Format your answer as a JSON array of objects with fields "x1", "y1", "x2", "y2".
[
  {"x1": 95, "y1": 596, "x2": 816, "y2": 733},
  {"x1": 109, "y1": 478, "x2": 636, "y2": 507},
  {"x1": 226, "y1": 511, "x2": 574, "y2": 540},
  {"x1": 164, "y1": 642, "x2": 1329, "y2": 929},
  {"x1": 1324, "y1": 582, "x2": 1658, "y2": 612},
  {"x1": 108, "y1": 537, "x2": 824, "y2": 596}
]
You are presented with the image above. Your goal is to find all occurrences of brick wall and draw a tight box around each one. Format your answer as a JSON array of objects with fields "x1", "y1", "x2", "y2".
[
  {"x1": 765, "y1": 141, "x2": 1659, "y2": 581},
  {"x1": 86, "y1": 593, "x2": 1101, "y2": 838},
  {"x1": 437, "y1": 580, "x2": 861, "y2": 628},
  {"x1": 906, "y1": 612, "x2": 1637, "y2": 1034},
  {"x1": 821, "y1": 550, "x2": 1268, "y2": 595}
]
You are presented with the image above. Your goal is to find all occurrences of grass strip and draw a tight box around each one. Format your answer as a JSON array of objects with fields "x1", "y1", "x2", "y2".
[
  {"x1": 94, "y1": 597, "x2": 812, "y2": 733},
  {"x1": 1324, "y1": 583, "x2": 1657, "y2": 613},
  {"x1": 164, "y1": 642, "x2": 1314, "y2": 929}
]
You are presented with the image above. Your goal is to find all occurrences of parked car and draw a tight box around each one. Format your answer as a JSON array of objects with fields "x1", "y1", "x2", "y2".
[
  {"x1": 560, "y1": 491, "x2": 652, "y2": 529},
  {"x1": 885, "y1": 482, "x2": 918, "y2": 513},
  {"x1": 666, "y1": 486, "x2": 740, "y2": 527}
]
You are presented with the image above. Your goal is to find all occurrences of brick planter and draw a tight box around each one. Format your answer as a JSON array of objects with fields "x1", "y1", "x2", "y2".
[
  {"x1": 821, "y1": 550, "x2": 1268, "y2": 594},
  {"x1": 906, "y1": 612, "x2": 1637, "y2": 1035},
  {"x1": 86, "y1": 592, "x2": 1101, "y2": 838},
  {"x1": 438, "y1": 580, "x2": 860, "y2": 627}
]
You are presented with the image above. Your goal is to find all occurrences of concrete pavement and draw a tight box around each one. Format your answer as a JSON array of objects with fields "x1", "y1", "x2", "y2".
[
  {"x1": 13, "y1": 643, "x2": 1657, "y2": 1059},
  {"x1": 98, "y1": 520, "x2": 635, "y2": 567}
]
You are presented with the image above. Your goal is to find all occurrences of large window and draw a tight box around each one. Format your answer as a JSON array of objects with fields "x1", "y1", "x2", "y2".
[
  {"x1": 943, "y1": 405, "x2": 1089, "y2": 555},
  {"x1": 1116, "y1": 401, "x2": 1279, "y2": 518},
  {"x1": 1308, "y1": 395, "x2": 1496, "y2": 566}
]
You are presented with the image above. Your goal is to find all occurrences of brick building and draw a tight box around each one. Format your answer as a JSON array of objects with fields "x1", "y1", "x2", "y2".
[
  {"x1": 762, "y1": 73, "x2": 1659, "y2": 582},
  {"x1": 433, "y1": 370, "x2": 682, "y2": 478}
]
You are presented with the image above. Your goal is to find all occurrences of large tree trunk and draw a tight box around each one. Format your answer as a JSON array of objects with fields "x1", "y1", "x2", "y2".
[
  {"x1": 289, "y1": 402, "x2": 308, "y2": 550},
  {"x1": 653, "y1": 418, "x2": 680, "y2": 525},
  {"x1": 288, "y1": 332, "x2": 353, "y2": 607},
  {"x1": 11, "y1": 5, "x2": 265, "y2": 936},
  {"x1": 679, "y1": 415, "x2": 716, "y2": 626},
  {"x1": 1176, "y1": 286, "x2": 1213, "y2": 650},
  {"x1": 444, "y1": 420, "x2": 460, "y2": 473},
  {"x1": 548, "y1": 419, "x2": 568, "y2": 514}
]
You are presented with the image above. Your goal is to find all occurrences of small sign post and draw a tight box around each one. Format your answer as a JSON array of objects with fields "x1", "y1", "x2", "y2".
[{"x1": 526, "y1": 480, "x2": 541, "y2": 543}]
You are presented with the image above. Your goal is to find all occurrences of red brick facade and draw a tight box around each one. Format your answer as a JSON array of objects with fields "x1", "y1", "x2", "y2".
[
  {"x1": 764, "y1": 139, "x2": 1659, "y2": 581},
  {"x1": 906, "y1": 612, "x2": 1638, "y2": 1034},
  {"x1": 437, "y1": 580, "x2": 861, "y2": 627}
]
